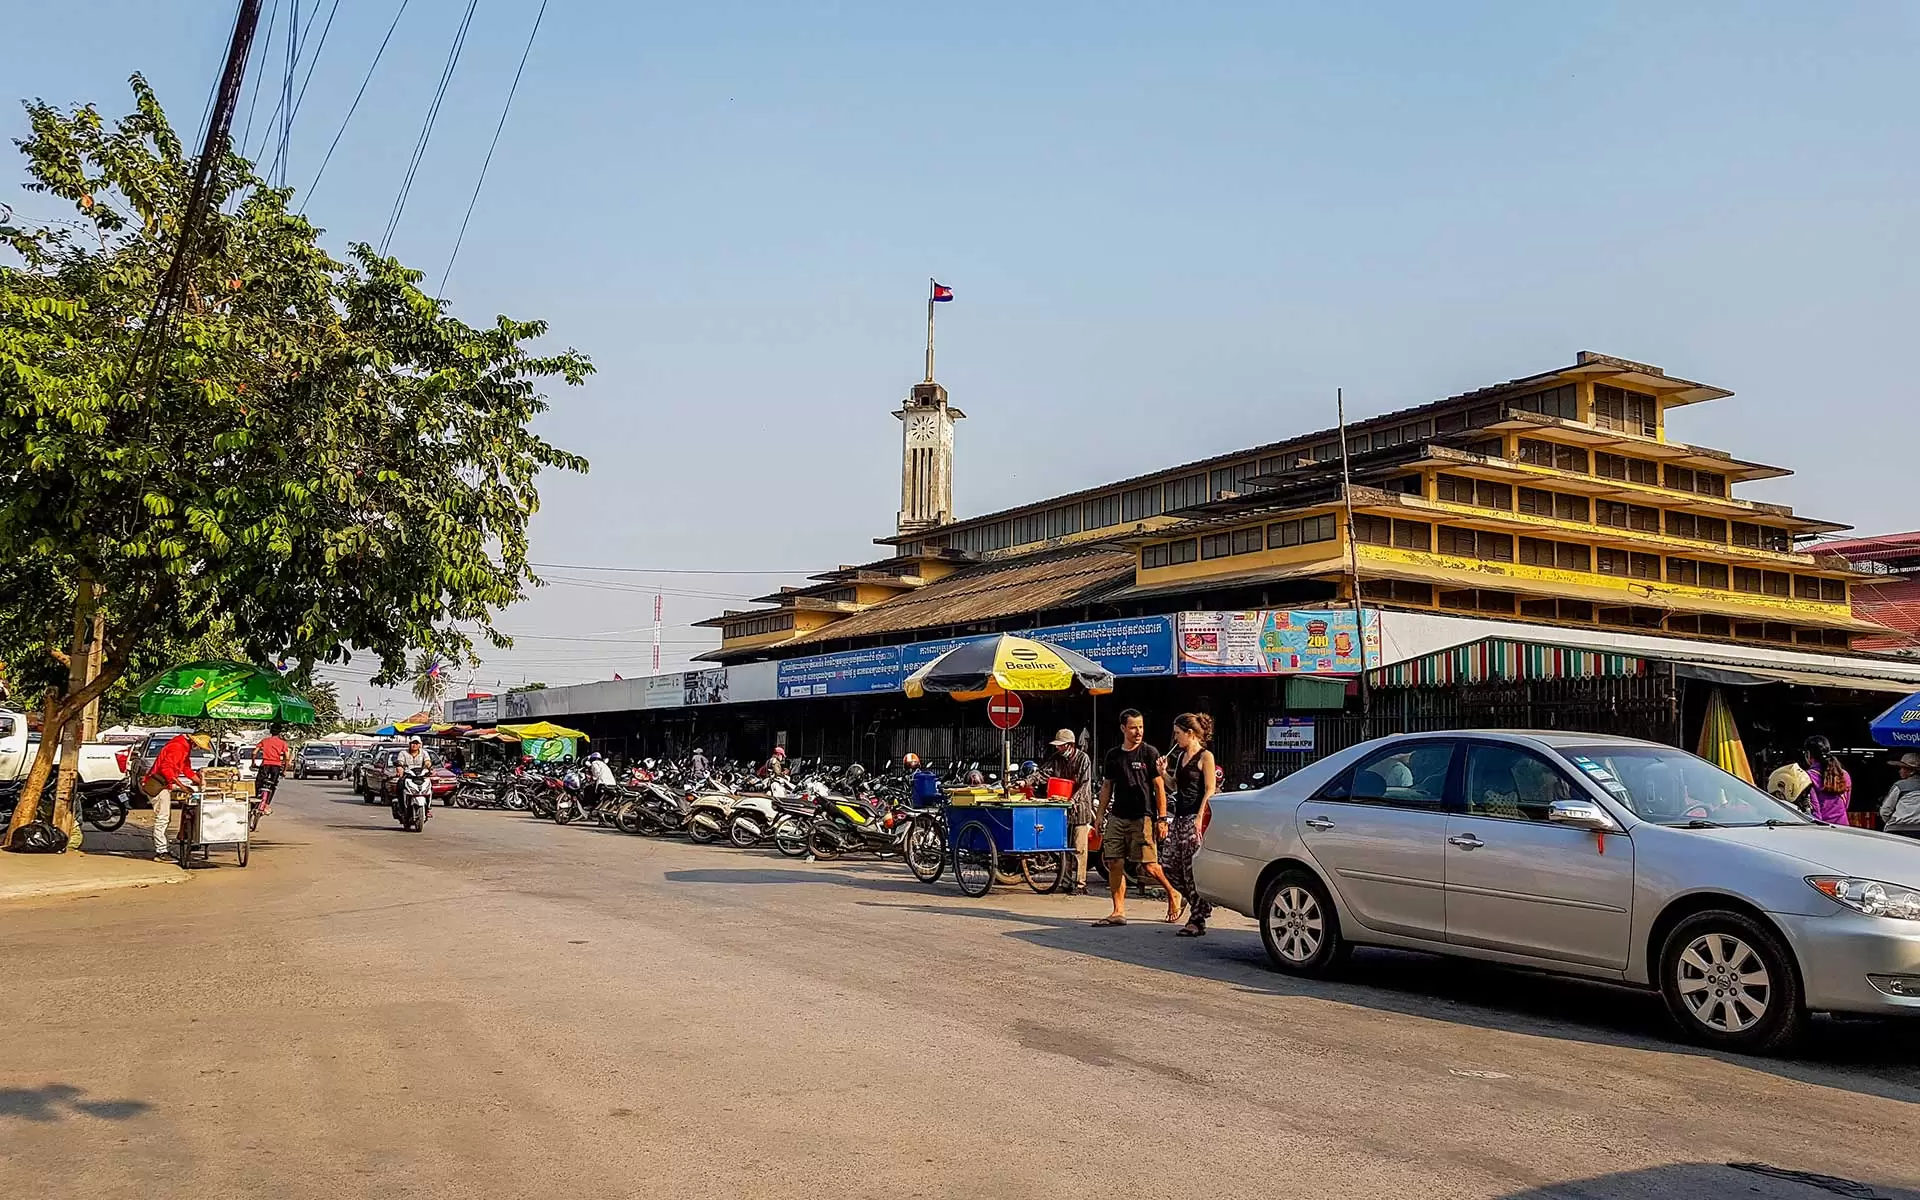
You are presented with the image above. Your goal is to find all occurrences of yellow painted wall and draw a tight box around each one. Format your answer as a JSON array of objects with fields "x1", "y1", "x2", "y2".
[
  {"x1": 1135, "y1": 512, "x2": 1347, "y2": 587},
  {"x1": 1354, "y1": 544, "x2": 1849, "y2": 620}
]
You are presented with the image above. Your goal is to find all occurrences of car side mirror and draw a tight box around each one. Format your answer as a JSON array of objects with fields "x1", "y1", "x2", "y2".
[{"x1": 1548, "y1": 799, "x2": 1620, "y2": 833}]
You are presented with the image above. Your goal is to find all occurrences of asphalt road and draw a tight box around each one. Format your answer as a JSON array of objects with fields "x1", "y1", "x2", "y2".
[{"x1": 4, "y1": 778, "x2": 1918, "y2": 1200}]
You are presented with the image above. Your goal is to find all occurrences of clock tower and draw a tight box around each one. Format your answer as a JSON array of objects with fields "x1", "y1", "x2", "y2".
[{"x1": 895, "y1": 379, "x2": 964, "y2": 536}]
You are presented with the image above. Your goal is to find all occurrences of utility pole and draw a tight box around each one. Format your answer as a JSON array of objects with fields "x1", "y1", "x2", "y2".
[{"x1": 1337, "y1": 388, "x2": 1373, "y2": 735}]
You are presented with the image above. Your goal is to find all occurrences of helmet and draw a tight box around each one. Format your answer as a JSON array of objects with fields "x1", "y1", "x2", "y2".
[
  {"x1": 902, "y1": 753, "x2": 921, "y2": 769},
  {"x1": 772, "y1": 746, "x2": 786, "y2": 758},
  {"x1": 1021, "y1": 760, "x2": 1037, "y2": 774},
  {"x1": 692, "y1": 747, "x2": 705, "y2": 755}
]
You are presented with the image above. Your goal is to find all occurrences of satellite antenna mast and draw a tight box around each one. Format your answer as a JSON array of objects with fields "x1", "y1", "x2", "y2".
[{"x1": 651, "y1": 593, "x2": 663, "y2": 674}]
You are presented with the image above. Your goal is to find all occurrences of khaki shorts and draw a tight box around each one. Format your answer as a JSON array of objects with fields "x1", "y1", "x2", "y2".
[{"x1": 1100, "y1": 816, "x2": 1158, "y2": 865}]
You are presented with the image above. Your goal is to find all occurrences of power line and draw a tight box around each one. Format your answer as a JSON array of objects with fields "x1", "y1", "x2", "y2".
[
  {"x1": 440, "y1": 0, "x2": 548, "y2": 295},
  {"x1": 379, "y1": 0, "x2": 481, "y2": 256},
  {"x1": 237, "y1": 0, "x2": 281, "y2": 157},
  {"x1": 303, "y1": 0, "x2": 411, "y2": 206},
  {"x1": 529, "y1": 562, "x2": 811, "y2": 576}
]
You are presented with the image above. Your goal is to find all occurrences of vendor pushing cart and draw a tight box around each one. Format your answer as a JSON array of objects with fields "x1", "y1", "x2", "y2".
[{"x1": 897, "y1": 634, "x2": 1113, "y2": 898}]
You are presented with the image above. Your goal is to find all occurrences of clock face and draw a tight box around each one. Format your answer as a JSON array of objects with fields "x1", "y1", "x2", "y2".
[{"x1": 908, "y1": 412, "x2": 938, "y2": 441}]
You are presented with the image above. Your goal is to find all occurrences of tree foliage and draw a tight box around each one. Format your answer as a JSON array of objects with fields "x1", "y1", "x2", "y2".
[{"x1": 0, "y1": 78, "x2": 589, "y2": 834}]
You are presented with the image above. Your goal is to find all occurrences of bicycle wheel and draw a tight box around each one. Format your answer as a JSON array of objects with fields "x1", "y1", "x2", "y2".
[
  {"x1": 1022, "y1": 852, "x2": 1064, "y2": 895},
  {"x1": 952, "y1": 820, "x2": 997, "y2": 898},
  {"x1": 905, "y1": 815, "x2": 947, "y2": 884}
]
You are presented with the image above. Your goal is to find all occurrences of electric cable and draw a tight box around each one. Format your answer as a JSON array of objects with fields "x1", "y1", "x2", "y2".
[
  {"x1": 379, "y1": 0, "x2": 481, "y2": 255},
  {"x1": 439, "y1": 0, "x2": 548, "y2": 294},
  {"x1": 303, "y1": 0, "x2": 411, "y2": 207}
]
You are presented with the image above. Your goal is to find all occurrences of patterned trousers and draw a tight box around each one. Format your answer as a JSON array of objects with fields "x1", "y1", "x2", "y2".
[{"x1": 1162, "y1": 816, "x2": 1213, "y2": 926}]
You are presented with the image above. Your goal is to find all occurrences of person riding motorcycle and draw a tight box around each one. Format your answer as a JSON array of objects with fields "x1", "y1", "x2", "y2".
[
  {"x1": 254, "y1": 724, "x2": 290, "y2": 813},
  {"x1": 393, "y1": 737, "x2": 432, "y2": 819}
]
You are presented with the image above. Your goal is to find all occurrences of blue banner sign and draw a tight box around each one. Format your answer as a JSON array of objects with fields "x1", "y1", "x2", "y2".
[{"x1": 775, "y1": 615, "x2": 1177, "y2": 699}]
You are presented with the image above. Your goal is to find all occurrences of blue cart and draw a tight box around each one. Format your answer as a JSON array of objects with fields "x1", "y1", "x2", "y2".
[{"x1": 945, "y1": 798, "x2": 1070, "y2": 897}]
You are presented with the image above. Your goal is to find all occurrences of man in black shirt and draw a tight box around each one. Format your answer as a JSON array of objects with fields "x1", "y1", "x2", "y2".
[{"x1": 1091, "y1": 709, "x2": 1181, "y2": 926}]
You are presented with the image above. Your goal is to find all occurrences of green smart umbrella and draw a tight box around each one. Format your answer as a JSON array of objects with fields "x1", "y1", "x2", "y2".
[{"x1": 133, "y1": 660, "x2": 318, "y2": 725}]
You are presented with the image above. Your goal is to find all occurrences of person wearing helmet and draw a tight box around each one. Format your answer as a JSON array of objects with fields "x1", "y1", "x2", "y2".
[
  {"x1": 1802, "y1": 736, "x2": 1852, "y2": 825},
  {"x1": 586, "y1": 750, "x2": 617, "y2": 796},
  {"x1": 761, "y1": 746, "x2": 789, "y2": 780},
  {"x1": 902, "y1": 753, "x2": 921, "y2": 770}
]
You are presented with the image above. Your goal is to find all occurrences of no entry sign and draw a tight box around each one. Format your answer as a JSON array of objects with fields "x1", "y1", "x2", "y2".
[{"x1": 987, "y1": 693, "x2": 1024, "y2": 730}]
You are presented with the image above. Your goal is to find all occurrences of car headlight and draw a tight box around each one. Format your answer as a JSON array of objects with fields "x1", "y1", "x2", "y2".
[{"x1": 1807, "y1": 876, "x2": 1920, "y2": 920}]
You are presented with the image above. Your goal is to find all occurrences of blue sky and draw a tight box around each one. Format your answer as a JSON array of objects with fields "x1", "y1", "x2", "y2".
[{"x1": 7, "y1": 2, "x2": 1916, "y2": 712}]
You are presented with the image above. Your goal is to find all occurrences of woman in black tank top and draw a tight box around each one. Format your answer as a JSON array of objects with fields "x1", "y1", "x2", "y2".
[{"x1": 1164, "y1": 713, "x2": 1216, "y2": 936}]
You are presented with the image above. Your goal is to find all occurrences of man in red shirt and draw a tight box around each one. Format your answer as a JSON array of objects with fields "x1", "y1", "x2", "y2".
[
  {"x1": 143, "y1": 732, "x2": 207, "y2": 861},
  {"x1": 255, "y1": 726, "x2": 290, "y2": 813}
]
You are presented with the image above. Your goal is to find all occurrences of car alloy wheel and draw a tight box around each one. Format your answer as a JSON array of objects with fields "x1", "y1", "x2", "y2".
[
  {"x1": 1270, "y1": 885, "x2": 1324, "y2": 965},
  {"x1": 1658, "y1": 909, "x2": 1804, "y2": 1054},
  {"x1": 1675, "y1": 931, "x2": 1771, "y2": 1034}
]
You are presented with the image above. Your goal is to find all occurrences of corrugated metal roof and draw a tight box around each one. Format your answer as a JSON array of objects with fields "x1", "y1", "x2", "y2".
[
  {"x1": 779, "y1": 548, "x2": 1136, "y2": 647},
  {"x1": 1852, "y1": 577, "x2": 1920, "y2": 652}
]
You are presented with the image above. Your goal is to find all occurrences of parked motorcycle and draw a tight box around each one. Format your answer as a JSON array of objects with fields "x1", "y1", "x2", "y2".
[{"x1": 805, "y1": 782, "x2": 908, "y2": 860}]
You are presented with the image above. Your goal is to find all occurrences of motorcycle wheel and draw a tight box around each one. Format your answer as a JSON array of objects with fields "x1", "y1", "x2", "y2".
[
  {"x1": 553, "y1": 800, "x2": 577, "y2": 825},
  {"x1": 614, "y1": 801, "x2": 644, "y2": 836},
  {"x1": 905, "y1": 815, "x2": 946, "y2": 884},
  {"x1": 1022, "y1": 852, "x2": 1064, "y2": 895},
  {"x1": 772, "y1": 815, "x2": 812, "y2": 858},
  {"x1": 728, "y1": 815, "x2": 765, "y2": 848},
  {"x1": 88, "y1": 797, "x2": 129, "y2": 834},
  {"x1": 687, "y1": 812, "x2": 721, "y2": 844},
  {"x1": 806, "y1": 826, "x2": 842, "y2": 861}
]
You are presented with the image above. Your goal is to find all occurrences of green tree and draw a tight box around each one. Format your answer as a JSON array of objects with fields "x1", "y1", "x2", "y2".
[
  {"x1": 0, "y1": 79, "x2": 589, "y2": 841},
  {"x1": 410, "y1": 657, "x2": 447, "y2": 717}
]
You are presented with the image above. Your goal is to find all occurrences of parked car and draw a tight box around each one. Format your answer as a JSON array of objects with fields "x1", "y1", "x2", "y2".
[
  {"x1": 0, "y1": 711, "x2": 132, "y2": 808},
  {"x1": 295, "y1": 742, "x2": 347, "y2": 780},
  {"x1": 1195, "y1": 731, "x2": 1920, "y2": 1054},
  {"x1": 354, "y1": 746, "x2": 403, "y2": 800}
]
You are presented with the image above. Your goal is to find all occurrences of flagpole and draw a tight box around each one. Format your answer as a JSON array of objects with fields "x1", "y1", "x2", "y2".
[{"x1": 924, "y1": 277, "x2": 936, "y2": 382}]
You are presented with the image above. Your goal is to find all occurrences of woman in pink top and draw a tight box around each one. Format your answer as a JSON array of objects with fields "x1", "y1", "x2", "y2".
[{"x1": 1801, "y1": 736, "x2": 1852, "y2": 825}]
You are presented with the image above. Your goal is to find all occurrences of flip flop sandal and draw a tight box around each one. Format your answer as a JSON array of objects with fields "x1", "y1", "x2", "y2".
[
  {"x1": 1176, "y1": 925, "x2": 1206, "y2": 938},
  {"x1": 1091, "y1": 915, "x2": 1128, "y2": 927}
]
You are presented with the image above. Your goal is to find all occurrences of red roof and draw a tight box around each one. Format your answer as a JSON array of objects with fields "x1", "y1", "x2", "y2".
[
  {"x1": 1821, "y1": 530, "x2": 1920, "y2": 564},
  {"x1": 1852, "y1": 576, "x2": 1920, "y2": 651}
]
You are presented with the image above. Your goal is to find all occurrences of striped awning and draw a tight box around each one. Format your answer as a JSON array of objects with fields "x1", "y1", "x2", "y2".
[{"x1": 1371, "y1": 637, "x2": 1646, "y2": 689}]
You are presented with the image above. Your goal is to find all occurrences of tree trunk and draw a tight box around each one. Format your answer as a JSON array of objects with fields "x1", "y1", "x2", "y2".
[
  {"x1": 4, "y1": 691, "x2": 64, "y2": 843},
  {"x1": 49, "y1": 581, "x2": 98, "y2": 847}
]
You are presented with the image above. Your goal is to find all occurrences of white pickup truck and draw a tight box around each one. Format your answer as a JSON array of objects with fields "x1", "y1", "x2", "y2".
[{"x1": 0, "y1": 709, "x2": 134, "y2": 810}]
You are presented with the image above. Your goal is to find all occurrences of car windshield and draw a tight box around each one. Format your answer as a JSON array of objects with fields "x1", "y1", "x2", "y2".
[
  {"x1": 305, "y1": 746, "x2": 341, "y2": 757},
  {"x1": 1555, "y1": 746, "x2": 1811, "y2": 828}
]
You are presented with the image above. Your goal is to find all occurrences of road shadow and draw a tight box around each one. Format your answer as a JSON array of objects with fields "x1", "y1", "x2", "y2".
[
  {"x1": 1495, "y1": 1162, "x2": 1920, "y2": 1198},
  {"x1": 0, "y1": 1083, "x2": 151, "y2": 1123},
  {"x1": 859, "y1": 899, "x2": 1920, "y2": 1104},
  {"x1": 663, "y1": 865, "x2": 932, "y2": 896}
]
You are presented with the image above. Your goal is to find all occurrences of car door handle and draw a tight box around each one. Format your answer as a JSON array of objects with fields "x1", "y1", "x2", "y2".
[
  {"x1": 1304, "y1": 816, "x2": 1336, "y2": 831},
  {"x1": 1448, "y1": 833, "x2": 1484, "y2": 850}
]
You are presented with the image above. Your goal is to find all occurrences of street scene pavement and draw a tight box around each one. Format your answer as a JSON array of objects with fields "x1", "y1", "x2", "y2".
[{"x1": 4, "y1": 779, "x2": 1918, "y2": 1200}]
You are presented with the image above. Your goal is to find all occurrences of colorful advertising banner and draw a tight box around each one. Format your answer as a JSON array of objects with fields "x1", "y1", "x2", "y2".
[
  {"x1": 775, "y1": 615, "x2": 1179, "y2": 699},
  {"x1": 1176, "y1": 609, "x2": 1381, "y2": 676}
]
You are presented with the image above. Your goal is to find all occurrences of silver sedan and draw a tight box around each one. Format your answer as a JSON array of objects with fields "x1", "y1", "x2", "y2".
[{"x1": 1194, "y1": 731, "x2": 1920, "y2": 1053}]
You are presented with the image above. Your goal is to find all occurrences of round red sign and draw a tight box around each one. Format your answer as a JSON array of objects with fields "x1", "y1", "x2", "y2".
[{"x1": 987, "y1": 692, "x2": 1024, "y2": 731}]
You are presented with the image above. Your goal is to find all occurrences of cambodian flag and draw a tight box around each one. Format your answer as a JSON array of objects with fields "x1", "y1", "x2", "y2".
[
  {"x1": 931, "y1": 282, "x2": 954, "y2": 302},
  {"x1": 425, "y1": 659, "x2": 442, "y2": 679}
]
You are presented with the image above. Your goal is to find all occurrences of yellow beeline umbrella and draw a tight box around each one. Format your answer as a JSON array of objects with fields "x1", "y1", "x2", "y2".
[
  {"x1": 496, "y1": 721, "x2": 590, "y2": 741},
  {"x1": 1696, "y1": 687, "x2": 1754, "y2": 784},
  {"x1": 902, "y1": 634, "x2": 1115, "y2": 701}
]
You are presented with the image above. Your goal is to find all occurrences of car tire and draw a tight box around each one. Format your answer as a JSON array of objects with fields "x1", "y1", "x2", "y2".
[
  {"x1": 1658, "y1": 909, "x2": 1805, "y2": 1055},
  {"x1": 1258, "y1": 868, "x2": 1349, "y2": 977}
]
